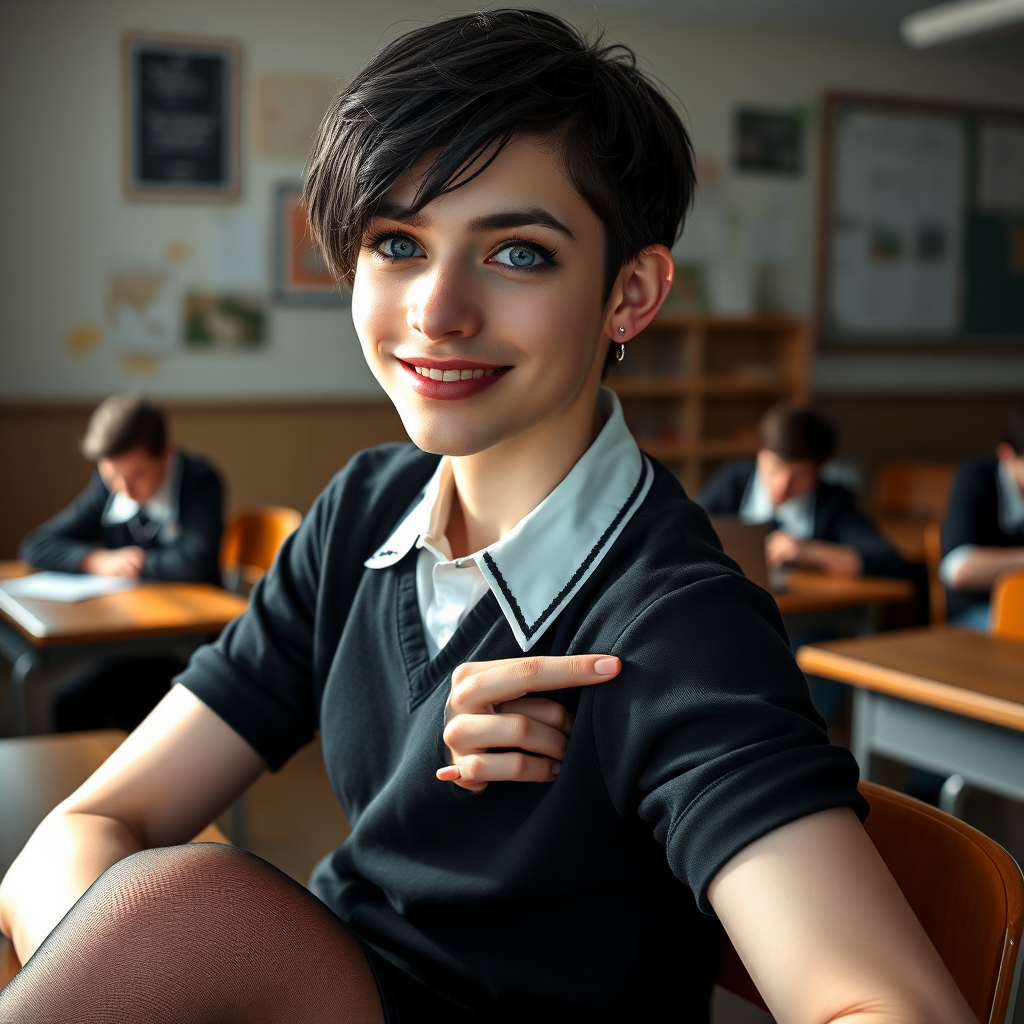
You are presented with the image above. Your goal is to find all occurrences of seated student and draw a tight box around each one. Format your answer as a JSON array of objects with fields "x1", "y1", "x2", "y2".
[
  {"x1": 700, "y1": 405, "x2": 906, "y2": 580},
  {"x1": 941, "y1": 403, "x2": 1024, "y2": 629},
  {"x1": 0, "y1": 13, "x2": 970, "y2": 1024},
  {"x1": 19, "y1": 393, "x2": 224, "y2": 731}
]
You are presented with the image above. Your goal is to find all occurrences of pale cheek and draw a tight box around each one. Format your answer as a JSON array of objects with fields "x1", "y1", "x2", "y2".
[{"x1": 351, "y1": 268, "x2": 399, "y2": 373}]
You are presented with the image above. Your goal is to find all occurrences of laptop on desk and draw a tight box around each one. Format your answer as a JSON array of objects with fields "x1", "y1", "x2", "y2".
[{"x1": 709, "y1": 515, "x2": 787, "y2": 594}]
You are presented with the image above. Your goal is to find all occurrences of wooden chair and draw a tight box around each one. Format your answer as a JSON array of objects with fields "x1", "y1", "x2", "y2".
[
  {"x1": 220, "y1": 506, "x2": 302, "y2": 593},
  {"x1": 874, "y1": 464, "x2": 955, "y2": 565},
  {"x1": 991, "y1": 571, "x2": 1024, "y2": 643},
  {"x1": 0, "y1": 730, "x2": 229, "y2": 988},
  {"x1": 718, "y1": 780, "x2": 1024, "y2": 1024}
]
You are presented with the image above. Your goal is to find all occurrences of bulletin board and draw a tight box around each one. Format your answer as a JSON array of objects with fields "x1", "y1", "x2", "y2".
[{"x1": 817, "y1": 92, "x2": 1024, "y2": 349}]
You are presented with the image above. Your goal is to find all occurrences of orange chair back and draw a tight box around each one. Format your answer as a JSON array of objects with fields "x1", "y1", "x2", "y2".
[
  {"x1": 718, "y1": 781, "x2": 1024, "y2": 1023},
  {"x1": 991, "y1": 571, "x2": 1024, "y2": 643},
  {"x1": 924, "y1": 520, "x2": 946, "y2": 625},
  {"x1": 875, "y1": 463, "x2": 955, "y2": 520},
  {"x1": 220, "y1": 506, "x2": 302, "y2": 588}
]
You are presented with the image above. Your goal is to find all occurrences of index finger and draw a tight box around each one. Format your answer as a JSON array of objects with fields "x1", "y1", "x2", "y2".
[{"x1": 449, "y1": 655, "x2": 620, "y2": 715}]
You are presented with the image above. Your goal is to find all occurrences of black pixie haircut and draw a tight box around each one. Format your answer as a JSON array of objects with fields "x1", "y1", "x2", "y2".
[{"x1": 304, "y1": 9, "x2": 696, "y2": 293}]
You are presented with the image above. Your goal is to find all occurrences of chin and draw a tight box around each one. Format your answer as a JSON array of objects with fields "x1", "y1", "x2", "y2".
[{"x1": 395, "y1": 404, "x2": 509, "y2": 458}]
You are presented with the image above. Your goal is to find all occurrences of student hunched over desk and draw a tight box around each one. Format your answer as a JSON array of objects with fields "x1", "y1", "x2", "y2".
[{"x1": 0, "y1": 13, "x2": 972, "y2": 1024}]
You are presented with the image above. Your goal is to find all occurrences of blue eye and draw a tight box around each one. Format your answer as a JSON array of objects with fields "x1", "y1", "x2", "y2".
[
  {"x1": 376, "y1": 235, "x2": 423, "y2": 260},
  {"x1": 494, "y1": 245, "x2": 540, "y2": 268}
]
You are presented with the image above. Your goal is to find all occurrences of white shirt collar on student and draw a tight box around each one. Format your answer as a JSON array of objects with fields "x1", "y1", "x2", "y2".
[
  {"x1": 101, "y1": 449, "x2": 182, "y2": 537},
  {"x1": 365, "y1": 388, "x2": 653, "y2": 655},
  {"x1": 738, "y1": 465, "x2": 816, "y2": 540}
]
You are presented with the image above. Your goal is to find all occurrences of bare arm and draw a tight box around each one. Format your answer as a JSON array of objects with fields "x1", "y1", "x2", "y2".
[
  {"x1": 0, "y1": 685, "x2": 265, "y2": 963},
  {"x1": 766, "y1": 531, "x2": 863, "y2": 578},
  {"x1": 708, "y1": 807, "x2": 974, "y2": 1024},
  {"x1": 949, "y1": 546, "x2": 1024, "y2": 591}
]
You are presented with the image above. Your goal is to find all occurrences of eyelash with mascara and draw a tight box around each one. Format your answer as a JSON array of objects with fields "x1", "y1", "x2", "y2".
[{"x1": 364, "y1": 231, "x2": 558, "y2": 271}]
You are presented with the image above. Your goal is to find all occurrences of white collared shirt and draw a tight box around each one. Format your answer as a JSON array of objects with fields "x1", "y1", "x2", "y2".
[
  {"x1": 364, "y1": 388, "x2": 653, "y2": 655},
  {"x1": 101, "y1": 450, "x2": 182, "y2": 542},
  {"x1": 738, "y1": 465, "x2": 816, "y2": 540},
  {"x1": 940, "y1": 459, "x2": 1024, "y2": 587}
]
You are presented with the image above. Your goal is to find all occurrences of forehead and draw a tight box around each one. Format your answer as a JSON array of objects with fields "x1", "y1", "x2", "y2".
[{"x1": 378, "y1": 135, "x2": 595, "y2": 229}]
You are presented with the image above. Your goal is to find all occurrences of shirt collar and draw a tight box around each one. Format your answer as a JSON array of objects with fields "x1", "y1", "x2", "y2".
[
  {"x1": 102, "y1": 450, "x2": 181, "y2": 526},
  {"x1": 997, "y1": 459, "x2": 1024, "y2": 533},
  {"x1": 739, "y1": 463, "x2": 816, "y2": 541},
  {"x1": 365, "y1": 388, "x2": 653, "y2": 651}
]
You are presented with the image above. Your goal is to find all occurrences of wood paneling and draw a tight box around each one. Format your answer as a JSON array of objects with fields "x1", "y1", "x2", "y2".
[{"x1": 0, "y1": 398, "x2": 408, "y2": 559}]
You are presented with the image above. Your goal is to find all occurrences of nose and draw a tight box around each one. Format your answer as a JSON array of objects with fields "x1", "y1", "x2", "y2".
[{"x1": 407, "y1": 262, "x2": 483, "y2": 342}]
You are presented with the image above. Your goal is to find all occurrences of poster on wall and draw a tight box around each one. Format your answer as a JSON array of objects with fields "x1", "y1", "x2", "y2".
[
  {"x1": 123, "y1": 32, "x2": 240, "y2": 200},
  {"x1": 273, "y1": 182, "x2": 347, "y2": 305}
]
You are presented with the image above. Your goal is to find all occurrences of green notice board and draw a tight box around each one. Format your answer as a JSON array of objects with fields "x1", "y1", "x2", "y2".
[{"x1": 819, "y1": 92, "x2": 1024, "y2": 348}]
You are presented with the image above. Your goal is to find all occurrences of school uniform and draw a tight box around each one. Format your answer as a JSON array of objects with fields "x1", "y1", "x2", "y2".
[
  {"x1": 176, "y1": 392, "x2": 865, "y2": 1023},
  {"x1": 941, "y1": 454, "x2": 1024, "y2": 626},
  {"x1": 20, "y1": 450, "x2": 224, "y2": 731},
  {"x1": 20, "y1": 450, "x2": 224, "y2": 586},
  {"x1": 699, "y1": 458, "x2": 907, "y2": 579}
]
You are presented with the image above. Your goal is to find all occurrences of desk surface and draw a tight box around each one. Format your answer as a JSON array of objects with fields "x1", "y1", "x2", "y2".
[
  {"x1": 775, "y1": 570, "x2": 914, "y2": 616},
  {"x1": 0, "y1": 560, "x2": 247, "y2": 647},
  {"x1": 797, "y1": 627, "x2": 1024, "y2": 732}
]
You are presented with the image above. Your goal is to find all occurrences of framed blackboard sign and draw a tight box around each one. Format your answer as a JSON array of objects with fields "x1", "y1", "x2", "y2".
[
  {"x1": 123, "y1": 33, "x2": 240, "y2": 200},
  {"x1": 817, "y1": 92, "x2": 1024, "y2": 350}
]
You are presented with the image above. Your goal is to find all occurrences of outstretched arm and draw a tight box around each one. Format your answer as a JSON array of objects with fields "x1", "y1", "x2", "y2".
[
  {"x1": 708, "y1": 807, "x2": 974, "y2": 1024},
  {"x1": 0, "y1": 686, "x2": 265, "y2": 963}
]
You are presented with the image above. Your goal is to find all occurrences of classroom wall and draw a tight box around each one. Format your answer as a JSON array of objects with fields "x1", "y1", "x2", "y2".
[{"x1": 2, "y1": 0, "x2": 1024, "y2": 400}]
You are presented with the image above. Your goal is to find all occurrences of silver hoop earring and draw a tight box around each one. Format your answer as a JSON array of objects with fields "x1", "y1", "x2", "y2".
[{"x1": 615, "y1": 342, "x2": 626, "y2": 362}]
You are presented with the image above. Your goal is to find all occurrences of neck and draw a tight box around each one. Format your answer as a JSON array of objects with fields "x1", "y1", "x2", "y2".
[{"x1": 445, "y1": 384, "x2": 604, "y2": 559}]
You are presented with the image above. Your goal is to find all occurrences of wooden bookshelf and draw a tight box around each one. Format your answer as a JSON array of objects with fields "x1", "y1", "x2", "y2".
[{"x1": 607, "y1": 314, "x2": 809, "y2": 496}]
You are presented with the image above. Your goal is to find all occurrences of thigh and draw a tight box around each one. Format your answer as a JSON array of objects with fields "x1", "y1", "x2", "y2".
[{"x1": 0, "y1": 844, "x2": 385, "y2": 1024}]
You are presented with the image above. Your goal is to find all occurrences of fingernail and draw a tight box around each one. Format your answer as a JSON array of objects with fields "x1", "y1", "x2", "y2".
[
  {"x1": 551, "y1": 762, "x2": 561, "y2": 776},
  {"x1": 436, "y1": 766, "x2": 461, "y2": 781},
  {"x1": 593, "y1": 657, "x2": 619, "y2": 676}
]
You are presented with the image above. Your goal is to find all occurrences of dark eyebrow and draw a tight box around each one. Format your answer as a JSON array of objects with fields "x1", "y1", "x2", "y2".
[{"x1": 371, "y1": 204, "x2": 575, "y2": 240}]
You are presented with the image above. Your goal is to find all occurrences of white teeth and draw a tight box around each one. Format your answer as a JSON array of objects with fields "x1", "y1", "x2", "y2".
[{"x1": 410, "y1": 364, "x2": 500, "y2": 381}]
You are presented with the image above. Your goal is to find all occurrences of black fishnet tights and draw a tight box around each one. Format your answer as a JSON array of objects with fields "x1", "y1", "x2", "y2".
[{"x1": 0, "y1": 843, "x2": 385, "y2": 1024}]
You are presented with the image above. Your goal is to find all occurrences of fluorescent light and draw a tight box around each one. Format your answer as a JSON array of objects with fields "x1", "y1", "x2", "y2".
[{"x1": 902, "y1": 0, "x2": 1024, "y2": 47}]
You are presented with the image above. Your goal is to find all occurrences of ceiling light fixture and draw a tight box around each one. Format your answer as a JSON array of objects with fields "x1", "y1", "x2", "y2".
[{"x1": 902, "y1": 0, "x2": 1024, "y2": 47}]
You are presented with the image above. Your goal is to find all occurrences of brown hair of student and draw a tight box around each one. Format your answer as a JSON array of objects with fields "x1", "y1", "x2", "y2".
[
  {"x1": 80, "y1": 393, "x2": 167, "y2": 462},
  {"x1": 759, "y1": 405, "x2": 835, "y2": 465},
  {"x1": 1003, "y1": 403, "x2": 1024, "y2": 455}
]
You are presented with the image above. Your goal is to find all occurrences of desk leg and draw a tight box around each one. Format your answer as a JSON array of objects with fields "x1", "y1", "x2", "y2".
[
  {"x1": 850, "y1": 688, "x2": 876, "y2": 782},
  {"x1": 10, "y1": 654, "x2": 33, "y2": 736}
]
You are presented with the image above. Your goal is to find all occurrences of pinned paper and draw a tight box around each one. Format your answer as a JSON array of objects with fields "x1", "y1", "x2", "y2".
[
  {"x1": 107, "y1": 262, "x2": 177, "y2": 354},
  {"x1": 210, "y1": 211, "x2": 264, "y2": 290},
  {"x1": 65, "y1": 323, "x2": 101, "y2": 355}
]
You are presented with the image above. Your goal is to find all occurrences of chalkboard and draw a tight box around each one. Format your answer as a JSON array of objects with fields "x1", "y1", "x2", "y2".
[
  {"x1": 818, "y1": 92, "x2": 1024, "y2": 349},
  {"x1": 123, "y1": 34, "x2": 240, "y2": 200}
]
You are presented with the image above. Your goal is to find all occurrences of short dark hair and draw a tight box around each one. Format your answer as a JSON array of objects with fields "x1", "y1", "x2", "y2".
[
  {"x1": 303, "y1": 9, "x2": 695, "y2": 293},
  {"x1": 759, "y1": 405, "x2": 835, "y2": 465},
  {"x1": 81, "y1": 393, "x2": 167, "y2": 461},
  {"x1": 1004, "y1": 403, "x2": 1024, "y2": 455}
]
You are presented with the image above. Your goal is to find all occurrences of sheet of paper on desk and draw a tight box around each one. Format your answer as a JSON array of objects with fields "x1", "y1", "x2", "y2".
[{"x1": 0, "y1": 573, "x2": 137, "y2": 603}]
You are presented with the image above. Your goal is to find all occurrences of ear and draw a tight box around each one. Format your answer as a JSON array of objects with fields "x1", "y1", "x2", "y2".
[
  {"x1": 996, "y1": 442, "x2": 1018, "y2": 463},
  {"x1": 603, "y1": 245, "x2": 674, "y2": 343}
]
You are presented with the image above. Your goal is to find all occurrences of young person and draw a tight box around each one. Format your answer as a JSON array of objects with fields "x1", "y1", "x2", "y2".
[
  {"x1": 0, "y1": 12, "x2": 971, "y2": 1024},
  {"x1": 700, "y1": 405, "x2": 907, "y2": 580},
  {"x1": 19, "y1": 393, "x2": 224, "y2": 730},
  {"x1": 941, "y1": 402, "x2": 1024, "y2": 629}
]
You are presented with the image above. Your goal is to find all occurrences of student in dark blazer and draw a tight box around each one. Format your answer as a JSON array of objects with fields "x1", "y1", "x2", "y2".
[
  {"x1": 19, "y1": 393, "x2": 225, "y2": 730},
  {"x1": 699, "y1": 405, "x2": 906, "y2": 580},
  {"x1": 941, "y1": 403, "x2": 1024, "y2": 629}
]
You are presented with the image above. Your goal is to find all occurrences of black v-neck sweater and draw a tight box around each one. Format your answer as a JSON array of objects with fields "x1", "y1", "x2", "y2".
[{"x1": 178, "y1": 443, "x2": 866, "y2": 1022}]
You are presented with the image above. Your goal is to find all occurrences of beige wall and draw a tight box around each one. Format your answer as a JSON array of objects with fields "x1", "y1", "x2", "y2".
[{"x1": 2, "y1": 0, "x2": 1024, "y2": 400}]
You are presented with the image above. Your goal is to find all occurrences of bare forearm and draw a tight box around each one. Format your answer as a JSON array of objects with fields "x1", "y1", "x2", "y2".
[
  {"x1": 797, "y1": 540, "x2": 863, "y2": 578},
  {"x1": 0, "y1": 812, "x2": 141, "y2": 963},
  {"x1": 952, "y1": 547, "x2": 1024, "y2": 591}
]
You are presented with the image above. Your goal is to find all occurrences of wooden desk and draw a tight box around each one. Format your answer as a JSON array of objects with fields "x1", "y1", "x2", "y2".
[
  {"x1": 0, "y1": 561, "x2": 246, "y2": 735},
  {"x1": 797, "y1": 628, "x2": 1024, "y2": 807},
  {"x1": 0, "y1": 729, "x2": 229, "y2": 986},
  {"x1": 775, "y1": 570, "x2": 914, "y2": 617}
]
